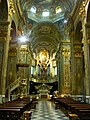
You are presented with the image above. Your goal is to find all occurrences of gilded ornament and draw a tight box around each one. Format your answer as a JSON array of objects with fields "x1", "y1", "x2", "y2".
[
  {"x1": 62, "y1": 48, "x2": 70, "y2": 56},
  {"x1": 87, "y1": 39, "x2": 90, "y2": 43},
  {"x1": 79, "y1": 1, "x2": 86, "y2": 18},
  {"x1": 9, "y1": 48, "x2": 17, "y2": 56},
  {"x1": 63, "y1": 64, "x2": 70, "y2": 87},
  {"x1": 0, "y1": 29, "x2": 8, "y2": 36},
  {"x1": 0, "y1": 37, "x2": 6, "y2": 41},
  {"x1": 9, "y1": 0, "x2": 15, "y2": 17},
  {"x1": 74, "y1": 52, "x2": 82, "y2": 57},
  {"x1": 9, "y1": 52, "x2": 16, "y2": 56}
]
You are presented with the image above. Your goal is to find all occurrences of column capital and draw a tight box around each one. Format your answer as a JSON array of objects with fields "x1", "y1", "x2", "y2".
[
  {"x1": 0, "y1": 37, "x2": 7, "y2": 41},
  {"x1": 73, "y1": 44, "x2": 83, "y2": 57},
  {"x1": 0, "y1": 21, "x2": 10, "y2": 41},
  {"x1": 0, "y1": 21, "x2": 10, "y2": 26},
  {"x1": 69, "y1": 31, "x2": 75, "y2": 37},
  {"x1": 79, "y1": 1, "x2": 86, "y2": 19}
]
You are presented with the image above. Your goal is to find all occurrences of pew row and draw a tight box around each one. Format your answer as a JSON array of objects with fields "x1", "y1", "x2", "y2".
[
  {"x1": 53, "y1": 97, "x2": 90, "y2": 120},
  {"x1": 0, "y1": 96, "x2": 36, "y2": 120}
]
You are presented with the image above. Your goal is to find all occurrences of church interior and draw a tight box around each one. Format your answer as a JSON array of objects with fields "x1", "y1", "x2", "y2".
[{"x1": 0, "y1": 0, "x2": 90, "y2": 119}]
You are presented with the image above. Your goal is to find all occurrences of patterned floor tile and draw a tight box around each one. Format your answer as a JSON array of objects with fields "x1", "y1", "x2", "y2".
[{"x1": 31, "y1": 100, "x2": 69, "y2": 120}]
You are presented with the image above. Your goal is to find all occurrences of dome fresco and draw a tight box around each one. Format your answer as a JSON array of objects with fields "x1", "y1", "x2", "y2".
[{"x1": 20, "y1": 0, "x2": 77, "y2": 22}]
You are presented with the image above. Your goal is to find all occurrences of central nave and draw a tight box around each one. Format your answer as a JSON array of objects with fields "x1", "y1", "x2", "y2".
[{"x1": 31, "y1": 100, "x2": 69, "y2": 120}]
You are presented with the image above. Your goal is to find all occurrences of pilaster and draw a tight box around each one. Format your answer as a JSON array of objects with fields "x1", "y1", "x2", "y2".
[
  {"x1": 83, "y1": 23, "x2": 90, "y2": 99},
  {"x1": 69, "y1": 31, "x2": 76, "y2": 95},
  {"x1": 57, "y1": 59, "x2": 60, "y2": 92},
  {"x1": 81, "y1": 2, "x2": 90, "y2": 102},
  {"x1": 60, "y1": 41, "x2": 71, "y2": 94},
  {"x1": 73, "y1": 44, "x2": 84, "y2": 95},
  {"x1": 0, "y1": 21, "x2": 10, "y2": 103},
  {"x1": 16, "y1": 45, "x2": 30, "y2": 96}
]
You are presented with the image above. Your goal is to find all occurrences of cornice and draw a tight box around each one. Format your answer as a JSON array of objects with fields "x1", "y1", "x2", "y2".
[{"x1": 61, "y1": 40, "x2": 70, "y2": 44}]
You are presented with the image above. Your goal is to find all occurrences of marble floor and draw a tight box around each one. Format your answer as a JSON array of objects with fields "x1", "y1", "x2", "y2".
[{"x1": 31, "y1": 100, "x2": 69, "y2": 120}]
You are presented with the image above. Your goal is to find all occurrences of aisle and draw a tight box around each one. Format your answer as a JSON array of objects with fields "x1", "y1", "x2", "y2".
[{"x1": 31, "y1": 100, "x2": 69, "y2": 120}]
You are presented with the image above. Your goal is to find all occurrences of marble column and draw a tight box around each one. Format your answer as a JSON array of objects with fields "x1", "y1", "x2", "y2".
[{"x1": 0, "y1": 21, "x2": 10, "y2": 103}]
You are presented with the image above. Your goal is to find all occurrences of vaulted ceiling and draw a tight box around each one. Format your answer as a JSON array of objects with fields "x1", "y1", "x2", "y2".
[
  {"x1": 18, "y1": 0, "x2": 77, "y2": 57},
  {"x1": 30, "y1": 22, "x2": 61, "y2": 53},
  {"x1": 19, "y1": 0, "x2": 76, "y2": 23}
]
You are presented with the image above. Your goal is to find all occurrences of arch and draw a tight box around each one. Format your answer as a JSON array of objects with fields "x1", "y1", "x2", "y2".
[
  {"x1": 75, "y1": 21, "x2": 83, "y2": 43},
  {"x1": 0, "y1": 0, "x2": 8, "y2": 21},
  {"x1": 74, "y1": 21, "x2": 85, "y2": 96},
  {"x1": 86, "y1": 2, "x2": 90, "y2": 22},
  {"x1": 10, "y1": 21, "x2": 16, "y2": 43}
]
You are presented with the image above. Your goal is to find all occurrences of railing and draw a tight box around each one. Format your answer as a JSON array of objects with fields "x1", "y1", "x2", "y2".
[
  {"x1": 7, "y1": 77, "x2": 20, "y2": 101},
  {"x1": 9, "y1": 77, "x2": 20, "y2": 92}
]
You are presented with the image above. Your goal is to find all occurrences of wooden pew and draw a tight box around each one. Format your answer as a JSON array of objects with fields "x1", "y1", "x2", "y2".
[
  {"x1": 24, "y1": 110, "x2": 32, "y2": 120},
  {"x1": 68, "y1": 104, "x2": 90, "y2": 120},
  {"x1": 55, "y1": 97, "x2": 80, "y2": 110},
  {"x1": 0, "y1": 96, "x2": 36, "y2": 120},
  {"x1": 54, "y1": 97, "x2": 90, "y2": 120},
  {"x1": 0, "y1": 108, "x2": 21, "y2": 120},
  {"x1": 77, "y1": 109, "x2": 90, "y2": 120}
]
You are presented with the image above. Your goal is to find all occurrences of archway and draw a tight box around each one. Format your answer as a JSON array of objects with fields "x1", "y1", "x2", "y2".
[
  {"x1": 75, "y1": 21, "x2": 83, "y2": 43},
  {"x1": 74, "y1": 21, "x2": 85, "y2": 97},
  {"x1": 87, "y1": 2, "x2": 90, "y2": 23},
  {"x1": 10, "y1": 21, "x2": 16, "y2": 43}
]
